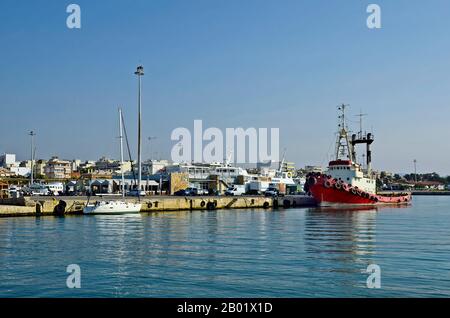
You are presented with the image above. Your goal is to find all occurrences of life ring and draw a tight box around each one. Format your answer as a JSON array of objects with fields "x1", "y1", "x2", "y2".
[
  {"x1": 147, "y1": 202, "x2": 153, "y2": 209},
  {"x1": 206, "y1": 202, "x2": 216, "y2": 210},
  {"x1": 263, "y1": 201, "x2": 270, "y2": 209},
  {"x1": 334, "y1": 182, "x2": 342, "y2": 190},
  {"x1": 351, "y1": 188, "x2": 358, "y2": 195},
  {"x1": 200, "y1": 201, "x2": 206, "y2": 208},
  {"x1": 308, "y1": 177, "x2": 316, "y2": 186},
  {"x1": 342, "y1": 184, "x2": 349, "y2": 192},
  {"x1": 324, "y1": 180, "x2": 332, "y2": 188}
]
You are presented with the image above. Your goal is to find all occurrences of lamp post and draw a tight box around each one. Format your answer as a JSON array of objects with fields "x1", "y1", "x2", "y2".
[
  {"x1": 134, "y1": 65, "x2": 144, "y2": 191},
  {"x1": 413, "y1": 159, "x2": 417, "y2": 183},
  {"x1": 29, "y1": 131, "x2": 36, "y2": 186}
]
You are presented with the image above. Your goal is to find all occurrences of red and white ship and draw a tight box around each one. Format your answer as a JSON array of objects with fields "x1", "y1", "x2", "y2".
[{"x1": 305, "y1": 104, "x2": 411, "y2": 207}]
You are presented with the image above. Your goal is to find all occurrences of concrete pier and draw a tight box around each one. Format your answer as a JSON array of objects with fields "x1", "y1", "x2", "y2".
[
  {"x1": 0, "y1": 194, "x2": 317, "y2": 217},
  {"x1": 0, "y1": 195, "x2": 271, "y2": 217}
]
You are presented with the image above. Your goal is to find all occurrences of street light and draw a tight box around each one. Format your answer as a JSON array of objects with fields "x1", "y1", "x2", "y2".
[
  {"x1": 135, "y1": 65, "x2": 144, "y2": 191},
  {"x1": 29, "y1": 131, "x2": 36, "y2": 186}
]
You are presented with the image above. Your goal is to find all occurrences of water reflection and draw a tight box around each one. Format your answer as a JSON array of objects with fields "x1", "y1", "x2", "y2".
[
  {"x1": 302, "y1": 204, "x2": 413, "y2": 290},
  {"x1": 1, "y1": 198, "x2": 448, "y2": 297}
]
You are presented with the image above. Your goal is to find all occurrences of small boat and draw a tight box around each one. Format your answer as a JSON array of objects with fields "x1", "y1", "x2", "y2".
[
  {"x1": 305, "y1": 104, "x2": 411, "y2": 207},
  {"x1": 83, "y1": 200, "x2": 142, "y2": 214},
  {"x1": 83, "y1": 107, "x2": 143, "y2": 215}
]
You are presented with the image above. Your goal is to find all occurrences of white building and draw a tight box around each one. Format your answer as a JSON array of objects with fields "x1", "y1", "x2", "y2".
[
  {"x1": 143, "y1": 159, "x2": 170, "y2": 175},
  {"x1": 10, "y1": 167, "x2": 31, "y2": 177},
  {"x1": 71, "y1": 159, "x2": 82, "y2": 172},
  {"x1": 0, "y1": 154, "x2": 16, "y2": 168}
]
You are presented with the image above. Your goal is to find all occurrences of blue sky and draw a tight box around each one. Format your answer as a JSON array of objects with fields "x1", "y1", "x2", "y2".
[{"x1": 0, "y1": 0, "x2": 449, "y2": 174}]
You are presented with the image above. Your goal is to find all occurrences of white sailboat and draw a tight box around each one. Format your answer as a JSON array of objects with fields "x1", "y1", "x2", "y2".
[
  {"x1": 84, "y1": 108, "x2": 142, "y2": 215},
  {"x1": 83, "y1": 200, "x2": 142, "y2": 214}
]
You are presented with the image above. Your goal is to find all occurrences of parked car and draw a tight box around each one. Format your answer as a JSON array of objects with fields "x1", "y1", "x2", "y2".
[
  {"x1": 174, "y1": 189, "x2": 188, "y2": 196},
  {"x1": 196, "y1": 188, "x2": 209, "y2": 196},
  {"x1": 264, "y1": 187, "x2": 279, "y2": 197},
  {"x1": 174, "y1": 188, "x2": 198, "y2": 196},
  {"x1": 126, "y1": 189, "x2": 146, "y2": 197},
  {"x1": 175, "y1": 187, "x2": 209, "y2": 196},
  {"x1": 25, "y1": 184, "x2": 50, "y2": 196}
]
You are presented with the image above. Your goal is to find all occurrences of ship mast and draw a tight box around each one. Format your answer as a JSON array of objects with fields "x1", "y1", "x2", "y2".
[
  {"x1": 118, "y1": 108, "x2": 125, "y2": 198},
  {"x1": 335, "y1": 104, "x2": 354, "y2": 162},
  {"x1": 351, "y1": 111, "x2": 374, "y2": 176}
]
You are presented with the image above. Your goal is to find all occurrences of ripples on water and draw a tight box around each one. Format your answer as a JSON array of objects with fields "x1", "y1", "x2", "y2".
[{"x1": 0, "y1": 196, "x2": 449, "y2": 297}]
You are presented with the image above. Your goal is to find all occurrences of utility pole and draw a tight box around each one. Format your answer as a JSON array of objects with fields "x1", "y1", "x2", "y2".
[
  {"x1": 134, "y1": 65, "x2": 144, "y2": 192},
  {"x1": 29, "y1": 131, "x2": 36, "y2": 186}
]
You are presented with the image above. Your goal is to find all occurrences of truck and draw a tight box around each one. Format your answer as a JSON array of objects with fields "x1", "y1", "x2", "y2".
[{"x1": 247, "y1": 180, "x2": 270, "y2": 195}]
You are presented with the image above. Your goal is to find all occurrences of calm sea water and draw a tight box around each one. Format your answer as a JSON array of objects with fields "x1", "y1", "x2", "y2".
[{"x1": 0, "y1": 196, "x2": 449, "y2": 298}]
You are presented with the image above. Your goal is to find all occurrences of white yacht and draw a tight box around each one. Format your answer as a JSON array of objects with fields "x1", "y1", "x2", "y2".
[{"x1": 83, "y1": 200, "x2": 141, "y2": 214}]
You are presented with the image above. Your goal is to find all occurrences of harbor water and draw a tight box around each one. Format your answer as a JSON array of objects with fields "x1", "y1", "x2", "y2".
[{"x1": 0, "y1": 196, "x2": 449, "y2": 297}]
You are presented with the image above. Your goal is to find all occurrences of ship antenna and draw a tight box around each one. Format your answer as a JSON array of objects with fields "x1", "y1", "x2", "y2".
[{"x1": 355, "y1": 110, "x2": 368, "y2": 139}]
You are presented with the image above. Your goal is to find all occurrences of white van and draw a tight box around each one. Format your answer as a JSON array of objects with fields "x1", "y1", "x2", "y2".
[
  {"x1": 225, "y1": 185, "x2": 246, "y2": 196},
  {"x1": 47, "y1": 183, "x2": 64, "y2": 196}
]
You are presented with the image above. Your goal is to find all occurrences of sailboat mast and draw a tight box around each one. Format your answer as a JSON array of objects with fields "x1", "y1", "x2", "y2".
[{"x1": 119, "y1": 108, "x2": 125, "y2": 198}]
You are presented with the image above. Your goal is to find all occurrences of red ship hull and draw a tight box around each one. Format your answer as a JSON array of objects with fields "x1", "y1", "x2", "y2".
[{"x1": 306, "y1": 174, "x2": 412, "y2": 206}]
